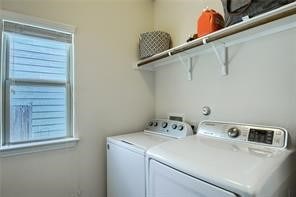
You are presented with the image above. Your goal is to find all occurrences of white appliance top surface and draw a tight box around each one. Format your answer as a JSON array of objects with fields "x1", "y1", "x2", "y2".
[
  {"x1": 147, "y1": 134, "x2": 294, "y2": 195},
  {"x1": 108, "y1": 131, "x2": 175, "y2": 151},
  {"x1": 107, "y1": 119, "x2": 193, "y2": 152}
]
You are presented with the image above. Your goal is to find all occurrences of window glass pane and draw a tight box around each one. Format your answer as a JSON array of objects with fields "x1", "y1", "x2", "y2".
[
  {"x1": 8, "y1": 33, "x2": 70, "y2": 81},
  {"x1": 9, "y1": 85, "x2": 67, "y2": 143}
]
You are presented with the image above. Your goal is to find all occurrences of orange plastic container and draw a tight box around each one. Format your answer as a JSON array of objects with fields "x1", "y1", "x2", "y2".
[{"x1": 197, "y1": 9, "x2": 225, "y2": 38}]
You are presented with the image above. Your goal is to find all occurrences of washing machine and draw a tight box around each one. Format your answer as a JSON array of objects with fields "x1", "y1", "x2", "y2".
[
  {"x1": 106, "y1": 119, "x2": 193, "y2": 197},
  {"x1": 147, "y1": 121, "x2": 296, "y2": 197}
]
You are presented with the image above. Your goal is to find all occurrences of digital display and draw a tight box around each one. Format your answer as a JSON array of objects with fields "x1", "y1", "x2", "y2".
[
  {"x1": 248, "y1": 129, "x2": 274, "y2": 144},
  {"x1": 169, "y1": 116, "x2": 183, "y2": 122}
]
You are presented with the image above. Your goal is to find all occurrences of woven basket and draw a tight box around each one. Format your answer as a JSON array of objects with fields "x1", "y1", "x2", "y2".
[{"x1": 139, "y1": 31, "x2": 171, "y2": 59}]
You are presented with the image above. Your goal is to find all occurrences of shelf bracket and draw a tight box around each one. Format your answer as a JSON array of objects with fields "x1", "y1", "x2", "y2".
[
  {"x1": 178, "y1": 54, "x2": 193, "y2": 81},
  {"x1": 211, "y1": 43, "x2": 228, "y2": 76}
]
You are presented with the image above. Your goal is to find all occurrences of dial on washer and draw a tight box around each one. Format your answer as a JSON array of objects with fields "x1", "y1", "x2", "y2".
[
  {"x1": 162, "y1": 122, "x2": 168, "y2": 128},
  {"x1": 228, "y1": 127, "x2": 240, "y2": 138},
  {"x1": 178, "y1": 125, "x2": 184, "y2": 131}
]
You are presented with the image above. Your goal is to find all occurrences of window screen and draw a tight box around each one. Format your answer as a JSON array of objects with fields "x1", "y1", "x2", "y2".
[{"x1": 2, "y1": 20, "x2": 73, "y2": 145}]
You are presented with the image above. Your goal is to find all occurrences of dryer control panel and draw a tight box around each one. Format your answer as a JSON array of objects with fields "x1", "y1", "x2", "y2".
[
  {"x1": 145, "y1": 119, "x2": 193, "y2": 139},
  {"x1": 198, "y1": 121, "x2": 287, "y2": 148}
]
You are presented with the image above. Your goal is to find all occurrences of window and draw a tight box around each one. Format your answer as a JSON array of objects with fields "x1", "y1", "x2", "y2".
[{"x1": 0, "y1": 19, "x2": 75, "y2": 150}]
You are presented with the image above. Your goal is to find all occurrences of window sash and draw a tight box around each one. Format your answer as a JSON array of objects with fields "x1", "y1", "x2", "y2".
[
  {"x1": 4, "y1": 32, "x2": 71, "y2": 83},
  {"x1": 1, "y1": 20, "x2": 74, "y2": 146},
  {"x1": 4, "y1": 80, "x2": 72, "y2": 145}
]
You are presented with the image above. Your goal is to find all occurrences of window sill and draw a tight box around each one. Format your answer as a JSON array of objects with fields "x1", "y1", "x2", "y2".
[{"x1": 0, "y1": 138, "x2": 80, "y2": 157}]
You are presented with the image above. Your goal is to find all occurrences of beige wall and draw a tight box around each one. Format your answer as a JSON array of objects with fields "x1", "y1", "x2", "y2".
[
  {"x1": 153, "y1": 1, "x2": 296, "y2": 146},
  {"x1": 153, "y1": 0, "x2": 224, "y2": 46},
  {"x1": 0, "y1": 0, "x2": 154, "y2": 197}
]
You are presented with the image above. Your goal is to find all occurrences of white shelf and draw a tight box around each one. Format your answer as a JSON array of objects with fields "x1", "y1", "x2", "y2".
[{"x1": 136, "y1": 2, "x2": 296, "y2": 79}]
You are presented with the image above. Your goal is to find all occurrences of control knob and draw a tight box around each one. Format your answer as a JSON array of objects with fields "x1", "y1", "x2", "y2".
[
  {"x1": 228, "y1": 127, "x2": 240, "y2": 138},
  {"x1": 172, "y1": 124, "x2": 177, "y2": 129},
  {"x1": 162, "y1": 122, "x2": 168, "y2": 128},
  {"x1": 153, "y1": 122, "x2": 158, "y2": 127},
  {"x1": 148, "y1": 121, "x2": 153, "y2": 127},
  {"x1": 177, "y1": 125, "x2": 184, "y2": 131}
]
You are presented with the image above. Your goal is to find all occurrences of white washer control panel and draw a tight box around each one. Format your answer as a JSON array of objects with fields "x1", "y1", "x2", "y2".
[
  {"x1": 145, "y1": 119, "x2": 193, "y2": 139},
  {"x1": 198, "y1": 121, "x2": 287, "y2": 148}
]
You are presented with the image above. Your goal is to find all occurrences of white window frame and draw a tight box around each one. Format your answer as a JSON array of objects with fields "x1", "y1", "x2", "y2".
[{"x1": 0, "y1": 10, "x2": 79, "y2": 157}]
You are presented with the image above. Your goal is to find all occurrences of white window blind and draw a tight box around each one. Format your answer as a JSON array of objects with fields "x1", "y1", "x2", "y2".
[{"x1": 2, "y1": 20, "x2": 73, "y2": 145}]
